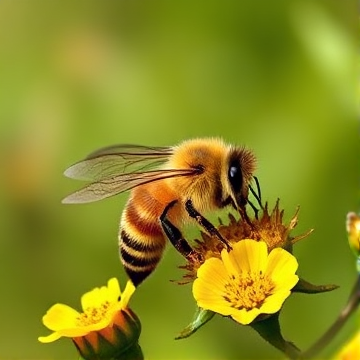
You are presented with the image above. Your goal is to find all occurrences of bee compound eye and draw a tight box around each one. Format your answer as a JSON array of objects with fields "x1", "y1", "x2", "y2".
[
  {"x1": 228, "y1": 161, "x2": 242, "y2": 193},
  {"x1": 229, "y1": 166, "x2": 238, "y2": 178}
]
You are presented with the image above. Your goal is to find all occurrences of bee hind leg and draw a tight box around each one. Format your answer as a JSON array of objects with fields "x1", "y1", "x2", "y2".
[
  {"x1": 185, "y1": 199, "x2": 232, "y2": 251},
  {"x1": 160, "y1": 200, "x2": 202, "y2": 263}
]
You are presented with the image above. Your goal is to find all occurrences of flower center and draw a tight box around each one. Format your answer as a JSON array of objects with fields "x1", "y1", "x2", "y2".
[
  {"x1": 76, "y1": 301, "x2": 111, "y2": 326},
  {"x1": 223, "y1": 271, "x2": 275, "y2": 310}
]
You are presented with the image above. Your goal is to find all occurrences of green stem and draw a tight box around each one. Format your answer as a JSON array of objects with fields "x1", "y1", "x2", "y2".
[{"x1": 301, "y1": 274, "x2": 360, "y2": 359}]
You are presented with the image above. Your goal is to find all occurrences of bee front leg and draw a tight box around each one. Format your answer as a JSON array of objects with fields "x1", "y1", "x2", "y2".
[
  {"x1": 238, "y1": 204, "x2": 253, "y2": 226},
  {"x1": 248, "y1": 175, "x2": 263, "y2": 219},
  {"x1": 245, "y1": 200, "x2": 259, "y2": 219},
  {"x1": 160, "y1": 200, "x2": 202, "y2": 263},
  {"x1": 185, "y1": 199, "x2": 232, "y2": 251}
]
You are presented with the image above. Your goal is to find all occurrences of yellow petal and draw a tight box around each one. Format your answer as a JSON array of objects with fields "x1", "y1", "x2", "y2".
[
  {"x1": 272, "y1": 274, "x2": 299, "y2": 293},
  {"x1": 194, "y1": 277, "x2": 235, "y2": 315},
  {"x1": 225, "y1": 240, "x2": 268, "y2": 275},
  {"x1": 197, "y1": 257, "x2": 227, "y2": 280},
  {"x1": 241, "y1": 240, "x2": 268, "y2": 273},
  {"x1": 81, "y1": 287, "x2": 101, "y2": 310},
  {"x1": 194, "y1": 279, "x2": 230, "y2": 308},
  {"x1": 193, "y1": 257, "x2": 233, "y2": 313},
  {"x1": 196, "y1": 300, "x2": 235, "y2": 316},
  {"x1": 120, "y1": 280, "x2": 135, "y2": 309},
  {"x1": 266, "y1": 248, "x2": 298, "y2": 284},
  {"x1": 58, "y1": 327, "x2": 92, "y2": 337},
  {"x1": 260, "y1": 291, "x2": 291, "y2": 314},
  {"x1": 107, "y1": 278, "x2": 122, "y2": 304},
  {"x1": 194, "y1": 279, "x2": 226, "y2": 299},
  {"x1": 38, "y1": 332, "x2": 62, "y2": 343},
  {"x1": 230, "y1": 307, "x2": 261, "y2": 325},
  {"x1": 81, "y1": 278, "x2": 120, "y2": 310},
  {"x1": 42, "y1": 303, "x2": 80, "y2": 331},
  {"x1": 221, "y1": 248, "x2": 239, "y2": 276},
  {"x1": 195, "y1": 258, "x2": 228, "y2": 294}
]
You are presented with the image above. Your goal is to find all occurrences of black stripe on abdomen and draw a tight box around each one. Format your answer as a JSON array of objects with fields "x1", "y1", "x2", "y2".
[
  {"x1": 120, "y1": 230, "x2": 165, "y2": 286},
  {"x1": 124, "y1": 268, "x2": 154, "y2": 287},
  {"x1": 120, "y1": 243, "x2": 160, "y2": 268},
  {"x1": 121, "y1": 230, "x2": 165, "y2": 252}
]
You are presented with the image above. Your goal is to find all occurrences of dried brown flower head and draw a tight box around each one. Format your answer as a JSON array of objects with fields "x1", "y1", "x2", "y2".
[{"x1": 179, "y1": 199, "x2": 313, "y2": 283}]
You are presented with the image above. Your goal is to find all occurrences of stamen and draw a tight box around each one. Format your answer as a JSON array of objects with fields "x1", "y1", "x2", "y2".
[
  {"x1": 223, "y1": 272, "x2": 275, "y2": 310},
  {"x1": 76, "y1": 301, "x2": 112, "y2": 326}
]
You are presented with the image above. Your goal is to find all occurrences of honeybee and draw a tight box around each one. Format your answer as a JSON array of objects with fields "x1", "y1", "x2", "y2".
[{"x1": 63, "y1": 138, "x2": 257, "y2": 286}]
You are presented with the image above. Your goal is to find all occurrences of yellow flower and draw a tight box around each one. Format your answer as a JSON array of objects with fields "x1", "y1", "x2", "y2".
[
  {"x1": 334, "y1": 331, "x2": 360, "y2": 360},
  {"x1": 39, "y1": 278, "x2": 140, "y2": 360},
  {"x1": 193, "y1": 239, "x2": 299, "y2": 325},
  {"x1": 346, "y1": 212, "x2": 360, "y2": 257}
]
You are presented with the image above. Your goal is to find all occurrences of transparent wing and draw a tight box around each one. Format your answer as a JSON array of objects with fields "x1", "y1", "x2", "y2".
[
  {"x1": 64, "y1": 144, "x2": 173, "y2": 181},
  {"x1": 86, "y1": 144, "x2": 171, "y2": 159},
  {"x1": 62, "y1": 168, "x2": 199, "y2": 204}
]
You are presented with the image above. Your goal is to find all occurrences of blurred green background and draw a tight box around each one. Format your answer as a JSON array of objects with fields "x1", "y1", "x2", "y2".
[{"x1": 0, "y1": 0, "x2": 358, "y2": 359}]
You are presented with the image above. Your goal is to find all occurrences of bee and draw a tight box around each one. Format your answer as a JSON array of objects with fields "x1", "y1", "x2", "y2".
[{"x1": 63, "y1": 138, "x2": 258, "y2": 286}]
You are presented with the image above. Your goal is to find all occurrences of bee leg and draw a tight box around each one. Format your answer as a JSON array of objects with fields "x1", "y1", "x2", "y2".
[
  {"x1": 185, "y1": 199, "x2": 232, "y2": 251},
  {"x1": 249, "y1": 176, "x2": 263, "y2": 209},
  {"x1": 248, "y1": 176, "x2": 264, "y2": 220},
  {"x1": 247, "y1": 199, "x2": 259, "y2": 219},
  {"x1": 238, "y1": 204, "x2": 254, "y2": 227},
  {"x1": 160, "y1": 200, "x2": 203, "y2": 262}
]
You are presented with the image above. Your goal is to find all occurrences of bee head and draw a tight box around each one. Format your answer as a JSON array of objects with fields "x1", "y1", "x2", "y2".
[{"x1": 226, "y1": 147, "x2": 256, "y2": 210}]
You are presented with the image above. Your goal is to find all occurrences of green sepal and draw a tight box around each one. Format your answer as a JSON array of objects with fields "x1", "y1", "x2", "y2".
[
  {"x1": 250, "y1": 313, "x2": 301, "y2": 360},
  {"x1": 175, "y1": 307, "x2": 215, "y2": 340},
  {"x1": 293, "y1": 278, "x2": 339, "y2": 294},
  {"x1": 112, "y1": 343, "x2": 143, "y2": 360},
  {"x1": 77, "y1": 342, "x2": 143, "y2": 360},
  {"x1": 74, "y1": 336, "x2": 97, "y2": 360}
]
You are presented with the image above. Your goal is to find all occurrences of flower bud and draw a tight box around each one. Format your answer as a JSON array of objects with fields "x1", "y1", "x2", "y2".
[
  {"x1": 73, "y1": 308, "x2": 142, "y2": 360},
  {"x1": 346, "y1": 212, "x2": 360, "y2": 258}
]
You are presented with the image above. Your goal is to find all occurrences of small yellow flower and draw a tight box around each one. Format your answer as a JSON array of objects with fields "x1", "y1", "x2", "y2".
[
  {"x1": 39, "y1": 278, "x2": 140, "y2": 360},
  {"x1": 346, "y1": 212, "x2": 360, "y2": 257},
  {"x1": 334, "y1": 331, "x2": 360, "y2": 360},
  {"x1": 193, "y1": 239, "x2": 299, "y2": 325}
]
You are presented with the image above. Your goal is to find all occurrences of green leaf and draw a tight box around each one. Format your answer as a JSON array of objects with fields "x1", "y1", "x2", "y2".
[
  {"x1": 251, "y1": 313, "x2": 301, "y2": 360},
  {"x1": 293, "y1": 278, "x2": 339, "y2": 294},
  {"x1": 175, "y1": 307, "x2": 215, "y2": 340}
]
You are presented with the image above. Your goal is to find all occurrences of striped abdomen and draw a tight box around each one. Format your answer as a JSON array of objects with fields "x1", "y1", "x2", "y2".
[{"x1": 119, "y1": 186, "x2": 172, "y2": 286}]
